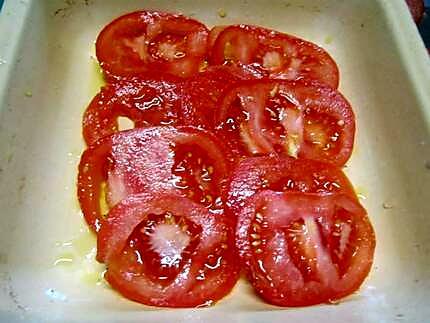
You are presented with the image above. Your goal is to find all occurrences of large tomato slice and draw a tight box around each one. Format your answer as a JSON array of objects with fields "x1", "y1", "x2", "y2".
[
  {"x1": 97, "y1": 193, "x2": 239, "y2": 307},
  {"x1": 83, "y1": 74, "x2": 186, "y2": 146},
  {"x1": 77, "y1": 127, "x2": 231, "y2": 232},
  {"x1": 226, "y1": 156, "x2": 356, "y2": 217},
  {"x1": 96, "y1": 10, "x2": 209, "y2": 79},
  {"x1": 209, "y1": 25, "x2": 339, "y2": 88},
  {"x1": 216, "y1": 79, "x2": 355, "y2": 166},
  {"x1": 236, "y1": 190, "x2": 375, "y2": 306}
]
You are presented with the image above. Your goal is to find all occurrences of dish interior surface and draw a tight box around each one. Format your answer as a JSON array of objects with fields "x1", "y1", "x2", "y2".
[{"x1": 0, "y1": 0, "x2": 429, "y2": 322}]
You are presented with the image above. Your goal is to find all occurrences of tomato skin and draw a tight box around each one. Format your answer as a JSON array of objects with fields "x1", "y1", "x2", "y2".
[
  {"x1": 210, "y1": 25, "x2": 339, "y2": 88},
  {"x1": 216, "y1": 79, "x2": 355, "y2": 165},
  {"x1": 77, "y1": 136, "x2": 112, "y2": 232},
  {"x1": 98, "y1": 193, "x2": 239, "y2": 307},
  {"x1": 226, "y1": 156, "x2": 356, "y2": 218},
  {"x1": 78, "y1": 126, "x2": 233, "y2": 232},
  {"x1": 236, "y1": 190, "x2": 375, "y2": 307},
  {"x1": 82, "y1": 74, "x2": 185, "y2": 146},
  {"x1": 96, "y1": 10, "x2": 209, "y2": 79}
]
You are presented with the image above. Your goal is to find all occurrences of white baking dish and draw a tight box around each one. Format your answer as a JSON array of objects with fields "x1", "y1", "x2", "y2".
[{"x1": 0, "y1": 0, "x2": 429, "y2": 322}]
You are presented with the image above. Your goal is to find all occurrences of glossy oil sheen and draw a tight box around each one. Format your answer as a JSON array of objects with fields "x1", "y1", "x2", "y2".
[{"x1": 0, "y1": 0, "x2": 429, "y2": 322}]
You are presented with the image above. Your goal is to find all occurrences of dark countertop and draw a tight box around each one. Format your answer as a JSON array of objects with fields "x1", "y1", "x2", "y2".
[{"x1": 420, "y1": 1, "x2": 430, "y2": 48}]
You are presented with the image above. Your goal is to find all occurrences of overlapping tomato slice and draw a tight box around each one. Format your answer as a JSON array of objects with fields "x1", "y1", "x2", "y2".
[
  {"x1": 235, "y1": 190, "x2": 375, "y2": 306},
  {"x1": 78, "y1": 127, "x2": 232, "y2": 232},
  {"x1": 96, "y1": 10, "x2": 209, "y2": 79},
  {"x1": 227, "y1": 156, "x2": 374, "y2": 306},
  {"x1": 209, "y1": 25, "x2": 339, "y2": 88},
  {"x1": 226, "y1": 156, "x2": 356, "y2": 216},
  {"x1": 180, "y1": 65, "x2": 255, "y2": 128},
  {"x1": 97, "y1": 193, "x2": 239, "y2": 307},
  {"x1": 216, "y1": 80, "x2": 355, "y2": 165},
  {"x1": 82, "y1": 74, "x2": 183, "y2": 145}
]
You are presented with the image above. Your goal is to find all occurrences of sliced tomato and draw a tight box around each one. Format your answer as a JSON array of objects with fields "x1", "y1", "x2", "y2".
[
  {"x1": 96, "y1": 10, "x2": 209, "y2": 79},
  {"x1": 236, "y1": 190, "x2": 375, "y2": 306},
  {"x1": 210, "y1": 25, "x2": 339, "y2": 88},
  {"x1": 77, "y1": 136, "x2": 113, "y2": 232},
  {"x1": 207, "y1": 25, "x2": 227, "y2": 50},
  {"x1": 97, "y1": 193, "x2": 239, "y2": 307},
  {"x1": 180, "y1": 65, "x2": 255, "y2": 128},
  {"x1": 216, "y1": 79, "x2": 355, "y2": 165},
  {"x1": 78, "y1": 127, "x2": 232, "y2": 231},
  {"x1": 226, "y1": 156, "x2": 356, "y2": 217},
  {"x1": 82, "y1": 74, "x2": 187, "y2": 146}
]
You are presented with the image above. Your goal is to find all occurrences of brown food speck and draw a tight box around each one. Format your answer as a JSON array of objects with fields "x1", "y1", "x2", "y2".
[
  {"x1": 54, "y1": 8, "x2": 64, "y2": 16},
  {"x1": 217, "y1": 9, "x2": 227, "y2": 18},
  {"x1": 382, "y1": 202, "x2": 393, "y2": 209}
]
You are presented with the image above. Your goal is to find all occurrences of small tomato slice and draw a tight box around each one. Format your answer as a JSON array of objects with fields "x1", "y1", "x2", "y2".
[
  {"x1": 77, "y1": 127, "x2": 231, "y2": 232},
  {"x1": 236, "y1": 190, "x2": 375, "y2": 306},
  {"x1": 82, "y1": 74, "x2": 185, "y2": 146},
  {"x1": 96, "y1": 10, "x2": 209, "y2": 79},
  {"x1": 216, "y1": 79, "x2": 355, "y2": 166},
  {"x1": 210, "y1": 25, "x2": 339, "y2": 88},
  {"x1": 97, "y1": 193, "x2": 239, "y2": 307},
  {"x1": 226, "y1": 156, "x2": 356, "y2": 217}
]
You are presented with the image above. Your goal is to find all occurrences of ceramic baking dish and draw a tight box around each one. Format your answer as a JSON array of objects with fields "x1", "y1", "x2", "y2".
[{"x1": 0, "y1": 0, "x2": 429, "y2": 322}]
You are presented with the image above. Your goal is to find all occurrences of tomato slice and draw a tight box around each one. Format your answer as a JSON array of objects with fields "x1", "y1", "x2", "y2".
[
  {"x1": 226, "y1": 156, "x2": 356, "y2": 218},
  {"x1": 180, "y1": 65, "x2": 255, "y2": 129},
  {"x1": 209, "y1": 25, "x2": 339, "y2": 88},
  {"x1": 236, "y1": 190, "x2": 375, "y2": 306},
  {"x1": 96, "y1": 10, "x2": 209, "y2": 79},
  {"x1": 83, "y1": 74, "x2": 185, "y2": 146},
  {"x1": 216, "y1": 79, "x2": 355, "y2": 165},
  {"x1": 78, "y1": 127, "x2": 232, "y2": 231},
  {"x1": 97, "y1": 193, "x2": 239, "y2": 307},
  {"x1": 207, "y1": 25, "x2": 227, "y2": 50}
]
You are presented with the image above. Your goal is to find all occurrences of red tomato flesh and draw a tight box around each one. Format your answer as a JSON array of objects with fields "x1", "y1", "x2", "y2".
[
  {"x1": 216, "y1": 80, "x2": 355, "y2": 166},
  {"x1": 210, "y1": 25, "x2": 339, "y2": 88},
  {"x1": 180, "y1": 65, "x2": 256, "y2": 129},
  {"x1": 226, "y1": 156, "x2": 356, "y2": 218},
  {"x1": 96, "y1": 10, "x2": 209, "y2": 79},
  {"x1": 97, "y1": 193, "x2": 239, "y2": 307},
  {"x1": 77, "y1": 127, "x2": 232, "y2": 232},
  {"x1": 82, "y1": 74, "x2": 184, "y2": 146},
  {"x1": 236, "y1": 190, "x2": 375, "y2": 306}
]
